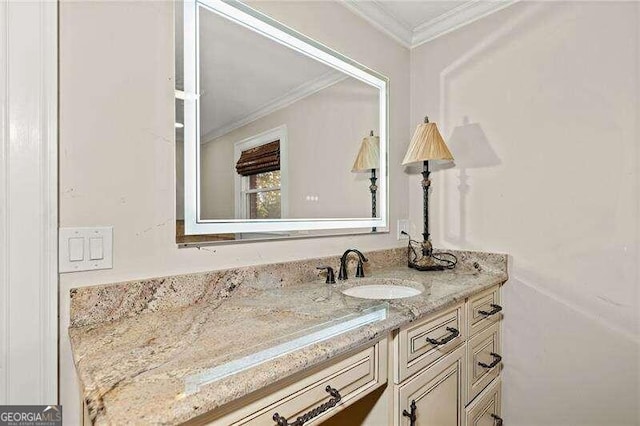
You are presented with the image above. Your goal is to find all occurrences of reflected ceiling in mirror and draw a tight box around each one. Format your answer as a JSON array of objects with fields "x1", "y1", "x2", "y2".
[{"x1": 176, "y1": 0, "x2": 388, "y2": 243}]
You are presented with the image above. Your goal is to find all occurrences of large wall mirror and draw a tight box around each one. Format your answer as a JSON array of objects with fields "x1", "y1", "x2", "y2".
[{"x1": 176, "y1": 0, "x2": 389, "y2": 243}]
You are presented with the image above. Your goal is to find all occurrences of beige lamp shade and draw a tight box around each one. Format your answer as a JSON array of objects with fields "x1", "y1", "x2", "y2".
[
  {"x1": 402, "y1": 119, "x2": 454, "y2": 165},
  {"x1": 352, "y1": 131, "x2": 380, "y2": 172}
]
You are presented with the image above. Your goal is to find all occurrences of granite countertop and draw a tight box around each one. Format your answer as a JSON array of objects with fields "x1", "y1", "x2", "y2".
[{"x1": 69, "y1": 249, "x2": 508, "y2": 425}]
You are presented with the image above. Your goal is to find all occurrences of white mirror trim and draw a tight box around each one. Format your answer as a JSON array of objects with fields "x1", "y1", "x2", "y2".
[{"x1": 183, "y1": 0, "x2": 389, "y2": 235}]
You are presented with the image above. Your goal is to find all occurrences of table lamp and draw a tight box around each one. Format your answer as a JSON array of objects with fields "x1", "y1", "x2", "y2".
[
  {"x1": 402, "y1": 116, "x2": 454, "y2": 270},
  {"x1": 352, "y1": 130, "x2": 380, "y2": 232}
]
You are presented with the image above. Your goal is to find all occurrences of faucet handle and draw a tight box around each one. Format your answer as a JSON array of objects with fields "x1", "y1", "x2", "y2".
[
  {"x1": 355, "y1": 261, "x2": 365, "y2": 278},
  {"x1": 337, "y1": 262, "x2": 348, "y2": 281},
  {"x1": 316, "y1": 266, "x2": 336, "y2": 284}
]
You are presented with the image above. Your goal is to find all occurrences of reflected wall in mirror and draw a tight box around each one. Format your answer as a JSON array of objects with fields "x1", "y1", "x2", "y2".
[{"x1": 176, "y1": 0, "x2": 388, "y2": 243}]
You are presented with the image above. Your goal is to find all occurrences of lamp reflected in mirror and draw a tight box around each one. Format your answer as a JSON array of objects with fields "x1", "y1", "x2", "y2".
[{"x1": 352, "y1": 131, "x2": 380, "y2": 232}]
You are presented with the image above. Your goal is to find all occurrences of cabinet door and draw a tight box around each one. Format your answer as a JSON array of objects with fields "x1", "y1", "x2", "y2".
[
  {"x1": 395, "y1": 345, "x2": 466, "y2": 426},
  {"x1": 465, "y1": 378, "x2": 501, "y2": 426}
]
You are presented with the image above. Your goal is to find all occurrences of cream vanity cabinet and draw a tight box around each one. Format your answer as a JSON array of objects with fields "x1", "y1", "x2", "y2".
[
  {"x1": 393, "y1": 285, "x2": 503, "y2": 426},
  {"x1": 187, "y1": 285, "x2": 503, "y2": 426}
]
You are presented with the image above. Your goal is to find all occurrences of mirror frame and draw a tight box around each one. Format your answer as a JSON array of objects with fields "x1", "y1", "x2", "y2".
[{"x1": 181, "y1": 0, "x2": 389, "y2": 235}]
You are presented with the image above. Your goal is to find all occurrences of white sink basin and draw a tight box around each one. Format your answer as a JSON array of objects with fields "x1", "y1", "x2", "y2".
[{"x1": 342, "y1": 284, "x2": 422, "y2": 300}]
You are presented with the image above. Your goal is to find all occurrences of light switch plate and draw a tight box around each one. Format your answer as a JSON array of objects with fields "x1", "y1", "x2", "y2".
[{"x1": 59, "y1": 227, "x2": 113, "y2": 273}]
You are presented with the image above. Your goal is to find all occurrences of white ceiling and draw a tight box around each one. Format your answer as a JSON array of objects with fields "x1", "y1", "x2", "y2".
[
  {"x1": 341, "y1": 0, "x2": 517, "y2": 48},
  {"x1": 198, "y1": 8, "x2": 340, "y2": 141}
]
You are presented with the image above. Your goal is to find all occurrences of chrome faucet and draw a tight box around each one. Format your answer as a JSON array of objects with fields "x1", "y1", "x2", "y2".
[{"x1": 338, "y1": 249, "x2": 368, "y2": 280}]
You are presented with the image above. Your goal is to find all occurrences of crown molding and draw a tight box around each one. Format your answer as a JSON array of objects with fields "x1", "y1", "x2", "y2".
[
  {"x1": 202, "y1": 70, "x2": 347, "y2": 143},
  {"x1": 412, "y1": 0, "x2": 519, "y2": 48},
  {"x1": 341, "y1": 1, "x2": 413, "y2": 48},
  {"x1": 340, "y1": 0, "x2": 518, "y2": 49}
]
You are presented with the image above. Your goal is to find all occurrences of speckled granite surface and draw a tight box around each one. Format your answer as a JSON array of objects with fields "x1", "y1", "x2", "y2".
[
  {"x1": 69, "y1": 248, "x2": 507, "y2": 425},
  {"x1": 69, "y1": 248, "x2": 408, "y2": 328}
]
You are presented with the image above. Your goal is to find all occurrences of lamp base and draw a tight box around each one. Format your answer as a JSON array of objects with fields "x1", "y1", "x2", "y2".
[
  {"x1": 421, "y1": 239, "x2": 433, "y2": 256},
  {"x1": 408, "y1": 254, "x2": 446, "y2": 271},
  {"x1": 407, "y1": 239, "x2": 447, "y2": 271},
  {"x1": 406, "y1": 233, "x2": 458, "y2": 271}
]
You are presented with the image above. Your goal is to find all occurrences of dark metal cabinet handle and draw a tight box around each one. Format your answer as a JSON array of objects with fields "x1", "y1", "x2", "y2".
[
  {"x1": 402, "y1": 400, "x2": 417, "y2": 426},
  {"x1": 491, "y1": 413, "x2": 503, "y2": 425},
  {"x1": 426, "y1": 327, "x2": 460, "y2": 346},
  {"x1": 272, "y1": 386, "x2": 341, "y2": 426},
  {"x1": 478, "y1": 352, "x2": 502, "y2": 369},
  {"x1": 478, "y1": 304, "x2": 502, "y2": 316}
]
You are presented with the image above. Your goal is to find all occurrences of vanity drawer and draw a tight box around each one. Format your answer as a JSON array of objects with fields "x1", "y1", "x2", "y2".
[
  {"x1": 467, "y1": 285, "x2": 502, "y2": 337},
  {"x1": 465, "y1": 378, "x2": 502, "y2": 426},
  {"x1": 394, "y1": 302, "x2": 465, "y2": 383},
  {"x1": 466, "y1": 322, "x2": 502, "y2": 404},
  {"x1": 201, "y1": 339, "x2": 387, "y2": 426}
]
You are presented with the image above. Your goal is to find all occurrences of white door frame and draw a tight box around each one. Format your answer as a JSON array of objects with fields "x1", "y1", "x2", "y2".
[{"x1": 0, "y1": 0, "x2": 58, "y2": 404}]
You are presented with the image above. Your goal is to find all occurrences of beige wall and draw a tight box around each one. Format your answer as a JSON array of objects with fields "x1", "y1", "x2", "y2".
[
  {"x1": 409, "y1": 2, "x2": 639, "y2": 424},
  {"x1": 58, "y1": 1, "x2": 409, "y2": 423},
  {"x1": 200, "y1": 77, "x2": 378, "y2": 220}
]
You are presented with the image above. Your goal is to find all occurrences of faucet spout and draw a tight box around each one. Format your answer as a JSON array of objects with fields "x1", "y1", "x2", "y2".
[{"x1": 338, "y1": 249, "x2": 368, "y2": 280}]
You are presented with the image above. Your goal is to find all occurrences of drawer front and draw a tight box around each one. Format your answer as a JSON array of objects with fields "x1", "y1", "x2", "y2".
[
  {"x1": 465, "y1": 378, "x2": 502, "y2": 426},
  {"x1": 466, "y1": 322, "x2": 501, "y2": 404},
  {"x1": 395, "y1": 302, "x2": 466, "y2": 383},
  {"x1": 395, "y1": 345, "x2": 466, "y2": 426},
  {"x1": 467, "y1": 286, "x2": 502, "y2": 337},
  {"x1": 204, "y1": 339, "x2": 387, "y2": 426}
]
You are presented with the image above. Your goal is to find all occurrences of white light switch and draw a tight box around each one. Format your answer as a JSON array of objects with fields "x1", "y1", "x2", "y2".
[
  {"x1": 89, "y1": 237, "x2": 104, "y2": 260},
  {"x1": 59, "y1": 227, "x2": 113, "y2": 273},
  {"x1": 69, "y1": 237, "x2": 84, "y2": 261}
]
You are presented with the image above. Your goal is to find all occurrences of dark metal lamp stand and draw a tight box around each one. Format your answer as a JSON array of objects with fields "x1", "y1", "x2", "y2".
[
  {"x1": 370, "y1": 169, "x2": 377, "y2": 232},
  {"x1": 419, "y1": 159, "x2": 442, "y2": 270}
]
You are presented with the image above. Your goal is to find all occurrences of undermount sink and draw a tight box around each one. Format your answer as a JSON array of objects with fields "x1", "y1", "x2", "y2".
[
  {"x1": 342, "y1": 285, "x2": 422, "y2": 299},
  {"x1": 340, "y1": 278, "x2": 424, "y2": 300}
]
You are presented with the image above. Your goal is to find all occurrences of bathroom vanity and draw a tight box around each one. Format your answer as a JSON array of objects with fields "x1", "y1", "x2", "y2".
[
  {"x1": 69, "y1": 248, "x2": 507, "y2": 425},
  {"x1": 196, "y1": 285, "x2": 503, "y2": 426}
]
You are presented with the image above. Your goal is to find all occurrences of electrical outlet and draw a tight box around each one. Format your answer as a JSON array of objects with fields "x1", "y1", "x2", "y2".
[{"x1": 397, "y1": 219, "x2": 410, "y2": 240}]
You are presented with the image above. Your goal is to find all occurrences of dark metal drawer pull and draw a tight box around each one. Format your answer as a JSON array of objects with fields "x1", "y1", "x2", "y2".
[
  {"x1": 402, "y1": 400, "x2": 417, "y2": 426},
  {"x1": 478, "y1": 352, "x2": 502, "y2": 369},
  {"x1": 426, "y1": 327, "x2": 460, "y2": 345},
  {"x1": 491, "y1": 413, "x2": 504, "y2": 425},
  {"x1": 478, "y1": 304, "x2": 502, "y2": 316},
  {"x1": 272, "y1": 385, "x2": 342, "y2": 426}
]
